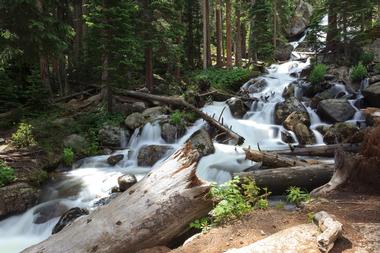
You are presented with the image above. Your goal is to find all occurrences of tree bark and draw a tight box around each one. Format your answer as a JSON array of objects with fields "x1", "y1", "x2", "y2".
[
  {"x1": 101, "y1": 52, "x2": 112, "y2": 113},
  {"x1": 22, "y1": 143, "x2": 212, "y2": 253},
  {"x1": 73, "y1": 0, "x2": 83, "y2": 66},
  {"x1": 326, "y1": 1, "x2": 338, "y2": 52},
  {"x1": 226, "y1": 0, "x2": 232, "y2": 68},
  {"x1": 241, "y1": 23, "x2": 246, "y2": 60},
  {"x1": 244, "y1": 148, "x2": 310, "y2": 168},
  {"x1": 234, "y1": 2, "x2": 242, "y2": 66},
  {"x1": 269, "y1": 144, "x2": 360, "y2": 157},
  {"x1": 235, "y1": 164, "x2": 334, "y2": 193},
  {"x1": 216, "y1": 0, "x2": 223, "y2": 67},
  {"x1": 145, "y1": 47, "x2": 154, "y2": 92},
  {"x1": 202, "y1": 0, "x2": 211, "y2": 69}
]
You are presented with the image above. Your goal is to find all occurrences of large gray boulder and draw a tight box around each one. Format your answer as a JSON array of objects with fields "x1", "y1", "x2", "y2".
[
  {"x1": 323, "y1": 122, "x2": 361, "y2": 144},
  {"x1": 161, "y1": 123, "x2": 185, "y2": 144},
  {"x1": 118, "y1": 174, "x2": 137, "y2": 192},
  {"x1": 0, "y1": 183, "x2": 40, "y2": 218},
  {"x1": 33, "y1": 202, "x2": 69, "y2": 224},
  {"x1": 363, "y1": 82, "x2": 380, "y2": 107},
  {"x1": 63, "y1": 134, "x2": 87, "y2": 153},
  {"x1": 274, "y1": 44, "x2": 294, "y2": 61},
  {"x1": 227, "y1": 97, "x2": 248, "y2": 118},
  {"x1": 246, "y1": 78, "x2": 268, "y2": 94},
  {"x1": 283, "y1": 112, "x2": 315, "y2": 145},
  {"x1": 274, "y1": 97, "x2": 310, "y2": 125},
  {"x1": 142, "y1": 106, "x2": 167, "y2": 122},
  {"x1": 288, "y1": 0, "x2": 313, "y2": 38},
  {"x1": 52, "y1": 207, "x2": 89, "y2": 234},
  {"x1": 187, "y1": 129, "x2": 215, "y2": 157},
  {"x1": 98, "y1": 126, "x2": 129, "y2": 148},
  {"x1": 125, "y1": 112, "x2": 145, "y2": 130},
  {"x1": 137, "y1": 145, "x2": 173, "y2": 167},
  {"x1": 317, "y1": 99, "x2": 356, "y2": 123}
]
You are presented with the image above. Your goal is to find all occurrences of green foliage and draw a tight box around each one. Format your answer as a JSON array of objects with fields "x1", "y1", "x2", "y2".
[
  {"x1": 30, "y1": 169, "x2": 49, "y2": 186},
  {"x1": 360, "y1": 51, "x2": 375, "y2": 65},
  {"x1": 11, "y1": 123, "x2": 37, "y2": 148},
  {"x1": 307, "y1": 212, "x2": 315, "y2": 223},
  {"x1": 351, "y1": 63, "x2": 368, "y2": 82},
  {"x1": 0, "y1": 160, "x2": 16, "y2": 187},
  {"x1": 286, "y1": 186, "x2": 311, "y2": 205},
  {"x1": 375, "y1": 63, "x2": 380, "y2": 73},
  {"x1": 63, "y1": 147, "x2": 74, "y2": 166},
  {"x1": 309, "y1": 64, "x2": 327, "y2": 85},
  {"x1": 209, "y1": 176, "x2": 271, "y2": 224},
  {"x1": 170, "y1": 110, "x2": 183, "y2": 126},
  {"x1": 192, "y1": 68, "x2": 252, "y2": 91},
  {"x1": 190, "y1": 217, "x2": 211, "y2": 232}
]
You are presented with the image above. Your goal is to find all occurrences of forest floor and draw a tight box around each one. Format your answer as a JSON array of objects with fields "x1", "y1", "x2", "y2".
[{"x1": 170, "y1": 192, "x2": 380, "y2": 253}]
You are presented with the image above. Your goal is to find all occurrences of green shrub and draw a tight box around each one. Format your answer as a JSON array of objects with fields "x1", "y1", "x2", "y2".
[
  {"x1": 0, "y1": 160, "x2": 16, "y2": 187},
  {"x1": 286, "y1": 186, "x2": 311, "y2": 205},
  {"x1": 360, "y1": 51, "x2": 375, "y2": 65},
  {"x1": 11, "y1": 123, "x2": 37, "y2": 148},
  {"x1": 30, "y1": 169, "x2": 49, "y2": 186},
  {"x1": 309, "y1": 64, "x2": 327, "y2": 85},
  {"x1": 351, "y1": 62, "x2": 368, "y2": 82},
  {"x1": 63, "y1": 147, "x2": 75, "y2": 166},
  {"x1": 190, "y1": 217, "x2": 211, "y2": 232},
  {"x1": 375, "y1": 63, "x2": 380, "y2": 73},
  {"x1": 170, "y1": 110, "x2": 183, "y2": 126}
]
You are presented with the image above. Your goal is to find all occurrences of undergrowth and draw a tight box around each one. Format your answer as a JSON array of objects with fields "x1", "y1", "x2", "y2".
[
  {"x1": 0, "y1": 160, "x2": 16, "y2": 187},
  {"x1": 286, "y1": 186, "x2": 311, "y2": 205},
  {"x1": 309, "y1": 64, "x2": 327, "y2": 85}
]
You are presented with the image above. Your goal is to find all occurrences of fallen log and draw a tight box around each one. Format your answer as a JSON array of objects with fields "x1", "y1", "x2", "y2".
[
  {"x1": 244, "y1": 148, "x2": 310, "y2": 168},
  {"x1": 314, "y1": 211, "x2": 343, "y2": 252},
  {"x1": 116, "y1": 89, "x2": 245, "y2": 145},
  {"x1": 269, "y1": 144, "x2": 360, "y2": 157},
  {"x1": 22, "y1": 142, "x2": 212, "y2": 253},
  {"x1": 234, "y1": 164, "x2": 334, "y2": 193}
]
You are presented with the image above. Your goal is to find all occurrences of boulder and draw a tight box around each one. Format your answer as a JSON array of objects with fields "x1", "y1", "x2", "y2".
[
  {"x1": 282, "y1": 82, "x2": 297, "y2": 99},
  {"x1": 98, "y1": 126, "x2": 129, "y2": 148},
  {"x1": 0, "y1": 183, "x2": 40, "y2": 218},
  {"x1": 137, "y1": 145, "x2": 173, "y2": 167},
  {"x1": 363, "y1": 107, "x2": 380, "y2": 126},
  {"x1": 317, "y1": 99, "x2": 356, "y2": 123},
  {"x1": 246, "y1": 78, "x2": 268, "y2": 94},
  {"x1": 52, "y1": 207, "x2": 89, "y2": 234},
  {"x1": 274, "y1": 44, "x2": 294, "y2": 61},
  {"x1": 284, "y1": 111, "x2": 310, "y2": 129},
  {"x1": 284, "y1": 112, "x2": 315, "y2": 145},
  {"x1": 142, "y1": 106, "x2": 167, "y2": 122},
  {"x1": 161, "y1": 123, "x2": 185, "y2": 144},
  {"x1": 118, "y1": 174, "x2": 137, "y2": 192},
  {"x1": 302, "y1": 82, "x2": 332, "y2": 98},
  {"x1": 114, "y1": 102, "x2": 146, "y2": 116},
  {"x1": 107, "y1": 154, "x2": 124, "y2": 166},
  {"x1": 287, "y1": 0, "x2": 313, "y2": 38},
  {"x1": 125, "y1": 112, "x2": 145, "y2": 130},
  {"x1": 363, "y1": 82, "x2": 380, "y2": 107},
  {"x1": 227, "y1": 97, "x2": 248, "y2": 118},
  {"x1": 63, "y1": 134, "x2": 87, "y2": 153},
  {"x1": 187, "y1": 129, "x2": 215, "y2": 157},
  {"x1": 33, "y1": 202, "x2": 69, "y2": 224},
  {"x1": 274, "y1": 97, "x2": 309, "y2": 125},
  {"x1": 323, "y1": 123, "x2": 361, "y2": 144}
]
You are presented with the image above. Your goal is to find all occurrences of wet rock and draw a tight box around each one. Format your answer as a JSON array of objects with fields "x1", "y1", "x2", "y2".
[
  {"x1": 0, "y1": 183, "x2": 40, "y2": 218},
  {"x1": 363, "y1": 82, "x2": 380, "y2": 108},
  {"x1": 302, "y1": 82, "x2": 332, "y2": 98},
  {"x1": 98, "y1": 126, "x2": 129, "y2": 148},
  {"x1": 137, "y1": 145, "x2": 173, "y2": 167},
  {"x1": 33, "y1": 202, "x2": 68, "y2": 224},
  {"x1": 187, "y1": 129, "x2": 215, "y2": 157},
  {"x1": 107, "y1": 154, "x2": 124, "y2": 166},
  {"x1": 281, "y1": 130, "x2": 296, "y2": 144},
  {"x1": 125, "y1": 112, "x2": 145, "y2": 130},
  {"x1": 317, "y1": 99, "x2": 356, "y2": 123},
  {"x1": 274, "y1": 97, "x2": 309, "y2": 125},
  {"x1": 161, "y1": 123, "x2": 185, "y2": 144},
  {"x1": 274, "y1": 44, "x2": 294, "y2": 61},
  {"x1": 284, "y1": 112, "x2": 315, "y2": 145},
  {"x1": 287, "y1": 0, "x2": 313, "y2": 38},
  {"x1": 282, "y1": 82, "x2": 297, "y2": 99},
  {"x1": 300, "y1": 66, "x2": 312, "y2": 79},
  {"x1": 142, "y1": 106, "x2": 167, "y2": 122},
  {"x1": 0, "y1": 138, "x2": 5, "y2": 144},
  {"x1": 133, "y1": 102, "x2": 147, "y2": 113},
  {"x1": 52, "y1": 207, "x2": 89, "y2": 234},
  {"x1": 93, "y1": 193, "x2": 120, "y2": 207},
  {"x1": 118, "y1": 174, "x2": 137, "y2": 192},
  {"x1": 246, "y1": 78, "x2": 268, "y2": 94},
  {"x1": 227, "y1": 97, "x2": 248, "y2": 118},
  {"x1": 284, "y1": 111, "x2": 310, "y2": 129},
  {"x1": 323, "y1": 123, "x2": 361, "y2": 144},
  {"x1": 63, "y1": 134, "x2": 87, "y2": 153},
  {"x1": 363, "y1": 107, "x2": 380, "y2": 126}
]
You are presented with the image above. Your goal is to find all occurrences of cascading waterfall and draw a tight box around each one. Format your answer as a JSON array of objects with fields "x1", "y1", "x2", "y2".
[{"x1": 0, "y1": 16, "x2": 366, "y2": 253}]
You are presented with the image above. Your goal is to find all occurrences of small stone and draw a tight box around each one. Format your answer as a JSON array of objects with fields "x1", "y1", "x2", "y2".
[
  {"x1": 260, "y1": 230, "x2": 266, "y2": 236},
  {"x1": 106, "y1": 154, "x2": 124, "y2": 166}
]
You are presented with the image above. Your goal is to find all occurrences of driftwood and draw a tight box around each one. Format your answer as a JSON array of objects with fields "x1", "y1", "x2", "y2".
[
  {"x1": 270, "y1": 144, "x2": 360, "y2": 157},
  {"x1": 244, "y1": 148, "x2": 310, "y2": 168},
  {"x1": 226, "y1": 211, "x2": 342, "y2": 253},
  {"x1": 116, "y1": 89, "x2": 245, "y2": 145},
  {"x1": 22, "y1": 143, "x2": 212, "y2": 253},
  {"x1": 235, "y1": 164, "x2": 334, "y2": 193},
  {"x1": 53, "y1": 88, "x2": 97, "y2": 103}
]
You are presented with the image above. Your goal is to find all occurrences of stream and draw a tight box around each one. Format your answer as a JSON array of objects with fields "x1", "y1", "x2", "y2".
[{"x1": 0, "y1": 17, "x2": 365, "y2": 253}]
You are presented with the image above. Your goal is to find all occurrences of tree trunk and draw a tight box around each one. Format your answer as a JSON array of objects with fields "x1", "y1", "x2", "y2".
[
  {"x1": 241, "y1": 23, "x2": 246, "y2": 60},
  {"x1": 145, "y1": 47, "x2": 154, "y2": 92},
  {"x1": 101, "y1": 52, "x2": 112, "y2": 113},
  {"x1": 244, "y1": 148, "x2": 310, "y2": 168},
  {"x1": 326, "y1": 1, "x2": 338, "y2": 52},
  {"x1": 22, "y1": 143, "x2": 212, "y2": 253},
  {"x1": 202, "y1": 0, "x2": 211, "y2": 69},
  {"x1": 186, "y1": 1, "x2": 195, "y2": 68},
  {"x1": 235, "y1": 164, "x2": 334, "y2": 194},
  {"x1": 234, "y1": 2, "x2": 242, "y2": 66},
  {"x1": 216, "y1": 0, "x2": 223, "y2": 67},
  {"x1": 269, "y1": 144, "x2": 361, "y2": 157},
  {"x1": 73, "y1": 0, "x2": 83, "y2": 66},
  {"x1": 273, "y1": 0, "x2": 277, "y2": 52},
  {"x1": 226, "y1": 0, "x2": 232, "y2": 68}
]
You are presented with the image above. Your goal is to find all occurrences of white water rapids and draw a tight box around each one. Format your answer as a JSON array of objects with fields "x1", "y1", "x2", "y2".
[{"x1": 0, "y1": 21, "x2": 364, "y2": 253}]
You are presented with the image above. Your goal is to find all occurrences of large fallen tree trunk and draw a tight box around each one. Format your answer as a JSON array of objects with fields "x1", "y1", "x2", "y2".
[
  {"x1": 234, "y1": 164, "x2": 334, "y2": 193},
  {"x1": 22, "y1": 143, "x2": 212, "y2": 253},
  {"x1": 116, "y1": 89, "x2": 245, "y2": 145},
  {"x1": 244, "y1": 148, "x2": 310, "y2": 168},
  {"x1": 269, "y1": 144, "x2": 360, "y2": 157}
]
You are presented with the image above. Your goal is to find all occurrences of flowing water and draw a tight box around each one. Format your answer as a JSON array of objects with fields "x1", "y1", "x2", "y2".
[{"x1": 0, "y1": 19, "x2": 365, "y2": 253}]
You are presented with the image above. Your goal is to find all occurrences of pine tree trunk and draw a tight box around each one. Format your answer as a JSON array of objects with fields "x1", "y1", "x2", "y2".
[
  {"x1": 145, "y1": 47, "x2": 154, "y2": 92},
  {"x1": 273, "y1": 0, "x2": 277, "y2": 52},
  {"x1": 202, "y1": 0, "x2": 211, "y2": 69},
  {"x1": 73, "y1": 0, "x2": 83, "y2": 66},
  {"x1": 326, "y1": 1, "x2": 337, "y2": 52},
  {"x1": 226, "y1": 0, "x2": 232, "y2": 68},
  {"x1": 241, "y1": 24, "x2": 246, "y2": 60},
  {"x1": 186, "y1": 1, "x2": 195, "y2": 68},
  {"x1": 234, "y1": 3, "x2": 242, "y2": 66},
  {"x1": 216, "y1": 0, "x2": 223, "y2": 67},
  {"x1": 101, "y1": 53, "x2": 112, "y2": 113}
]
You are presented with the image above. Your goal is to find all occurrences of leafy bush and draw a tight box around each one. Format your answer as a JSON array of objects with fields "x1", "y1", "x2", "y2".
[
  {"x1": 309, "y1": 64, "x2": 327, "y2": 85},
  {"x1": 286, "y1": 186, "x2": 311, "y2": 205},
  {"x1": 351, "y1": 62, "x2": 368, "y2": 82},
  {"x1": 192, "y1": 68, "x2": 253, "y2": 91},
  {"x1": 0, "y1": 160, "x2": 16, "y2": 187},
  {"x1": 170, "y1": 110, "x2": 183, "y2": 126},
  {"x1": 375, "y1": 63, "x2": 380, "y2": 73},
  {"x1": 63, "y1": 147, "x2": 74, "y2": 166},
  {"x1": 190, "y1": 217, "x2": 211, "y2": 232},
  {"x1": 360, "y1": 51, "x2": 375, "y2": 65},
  {"x1": 11, "y1": 123, "x2": 37, "y2": 148}
]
